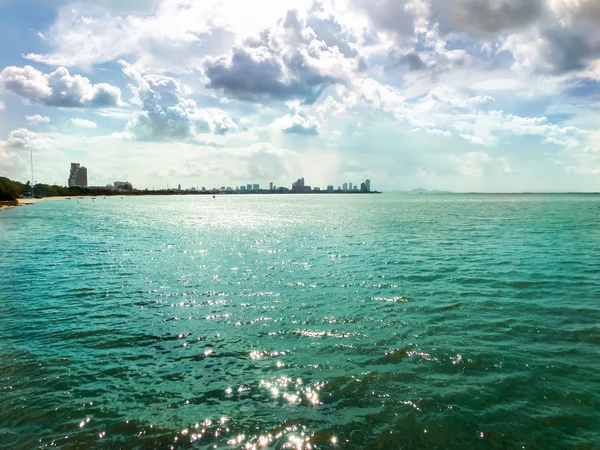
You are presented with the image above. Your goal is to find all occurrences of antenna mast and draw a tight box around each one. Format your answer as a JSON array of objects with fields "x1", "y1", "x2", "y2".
[{"x1": 30, "y1": 150, "x2": 34, "y2": 196}]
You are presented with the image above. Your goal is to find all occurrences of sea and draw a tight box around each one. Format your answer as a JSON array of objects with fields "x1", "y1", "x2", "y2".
[{"x1": 0, "y1": 194, "x2": 599, "y2": 449}]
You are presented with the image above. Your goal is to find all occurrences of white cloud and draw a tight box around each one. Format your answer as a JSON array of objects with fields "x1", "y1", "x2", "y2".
[
  {"x1": 0, "y1": 65, "x2": 122, "y2": 107},
  {"x1": 26, "y1": 115, "x2": 51, "y2": 125},
  {"x1": 10, "y1": 131, "x2": 340, "y2": 190},
  {"x1": 23, "y1": 0, "x2": 313, "y2": 71},
  {"x1": 0, "y1": 145, "x2": 27, "y2": 179},
  {"x1": 331, "y1": 81, "x2": 587, "y2": 151},
  {"x1": 498, "y1": 0, "x2": 600, "y2": 75},
  {"x1": 119, "y1": 64, "x2": 238, "y2": 141},
  {"x1": 416, "y1": 127, "x2": 452, "y2": 137},
  {"x1": 201, "y1": 9, "x2": 364, "y2": 103},
  {"x1": 6, "y1": 0, "x2": 600, "y2": 191},
  {"x1": 71, "y1": 118, "x2": 98, "y2": 129},
  {"x1": 5, "y1": 128, "x2": 52, "y2": 151},
  {"x1": 273, "y1": 107, "x2": 320, "y2": 135},
  {"x1": 449, "y1": 151, "x2": 512, "y2": 178},
  {"x1": 0, "y1": 101, "x2": 5, "y2": 110}
]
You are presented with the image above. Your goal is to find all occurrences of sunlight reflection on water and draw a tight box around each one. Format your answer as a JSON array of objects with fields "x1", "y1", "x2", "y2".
[{"x1": 1, "y1": 194, "x2": 600, "y2": 448}]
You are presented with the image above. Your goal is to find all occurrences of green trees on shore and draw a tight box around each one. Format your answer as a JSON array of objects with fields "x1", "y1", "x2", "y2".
[
  {"x1": 0, "y1": 177, "x2": 120, "y2": 200},
  {"x1": 0, "y1": 177, "x2": 28, "y2": 200}
]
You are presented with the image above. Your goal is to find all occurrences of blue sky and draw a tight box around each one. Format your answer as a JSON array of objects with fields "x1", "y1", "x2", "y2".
[{"x1": 1, "y1": 0, "x2": 599, "y2": 192}]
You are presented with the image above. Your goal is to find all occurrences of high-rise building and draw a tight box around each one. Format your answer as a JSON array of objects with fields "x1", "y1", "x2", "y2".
[
  {"x1": 178, "y1": 184, "x2": 181, "y2": 191},
  {"x1": 292, "y1": 178, "x2": 305, "y2": 189},
  {"x1": 253, "y1": 184, "x2": 259, "y2": 191},
  {"x1": 365, "y1": 179, "x2": 371, "y2": 192},
  {"x1": 292, "y1": 177, "x2": 311, "y2": 193},
  {"x1": 68, "y1": 163, "x2": 88, "y2": 187},
  {"x1": 349, "y1": 182, "x2": 353, "y2": 191},
  {"x1": 270, "y1": 182, "x2": 273, "y2": 191},
  {"x1": 247, "y1": 184, "x2": 252, "y2": 191},
  {"x1": 342, "y1": 182, "x2": 348, "y2": 192}
]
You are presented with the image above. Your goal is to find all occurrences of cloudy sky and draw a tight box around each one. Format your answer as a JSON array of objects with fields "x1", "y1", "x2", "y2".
[{"x1": 0, "y1": 0, "x2": 599, "y2": 192}]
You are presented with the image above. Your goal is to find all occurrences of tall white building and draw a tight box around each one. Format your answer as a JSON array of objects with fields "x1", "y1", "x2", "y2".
[{"x1": 68, "y1": 163, "x2": 88, "y2": 187}]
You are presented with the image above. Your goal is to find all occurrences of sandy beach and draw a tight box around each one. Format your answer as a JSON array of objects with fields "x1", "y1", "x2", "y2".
[
  {"x1": 17, "y1": 196, "x2": 77, "y2": 204},
  {"x1": 0, "y1": 196, "x2": 96, "y2": 211}
]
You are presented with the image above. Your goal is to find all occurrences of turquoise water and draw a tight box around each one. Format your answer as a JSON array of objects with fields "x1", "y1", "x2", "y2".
[{"x1": 1, "y1": 194, "x2": 599, "y2": 449}]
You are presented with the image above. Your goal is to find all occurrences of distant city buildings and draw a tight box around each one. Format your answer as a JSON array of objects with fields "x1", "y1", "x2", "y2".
[
  {"x1": 128, "y1": 177, "x2": 375, "y2": 195},
  {"x1": 60, "y1": 167, "x2": 374, "y2": 195},
  {"x1": 68, "y1": 163, "x2": 88, "y2": 187},
  {"x1": 292, "y1": 177, "x2": 312, "y2": 193}
]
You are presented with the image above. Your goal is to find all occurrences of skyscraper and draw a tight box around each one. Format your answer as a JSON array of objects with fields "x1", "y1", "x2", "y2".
[
  {"x1": 342, "y1": 182, "x2": 348, "y2": 192},
  {"x1": 292, "y1": 178, "x2": 305, "y2": 189},
  {"x1": 349, "y1": 182, "x2": 353, "y2": 191},
  {"x1": 68, "y1": 163, "x2": 88, "y2": 187},
  {"x1": 270, "y1": 182, "x2": 273, "y2": 191},
  {"x1": 292, "y1": 177, "x2": 311, "y2": 192},
  {"x1": 365, "y1": 179, "x2": 371, "y2": 192}
]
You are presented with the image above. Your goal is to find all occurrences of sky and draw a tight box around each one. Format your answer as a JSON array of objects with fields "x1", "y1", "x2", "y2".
[{"x1": 0, "y1": 0, "x2": 599, "y2": 192}]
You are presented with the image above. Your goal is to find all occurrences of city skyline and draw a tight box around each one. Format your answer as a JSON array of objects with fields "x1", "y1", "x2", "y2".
[
  {"x1": 145, "y1": 176, "x2": 374, "y2": 194},
  {"x1": 56, "y1": 160, "x2": 374, "y2": 194},
  {"x1": 0, "y1": 1, "x2": 600, "y2": 192}
]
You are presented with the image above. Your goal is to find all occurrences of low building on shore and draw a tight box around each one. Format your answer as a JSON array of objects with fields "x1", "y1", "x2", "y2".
[{"x1": 114, "y1": 181, "x2": 133, "y2": 192}]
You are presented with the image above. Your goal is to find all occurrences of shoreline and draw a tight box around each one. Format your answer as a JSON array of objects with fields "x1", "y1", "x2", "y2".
[
  {"x1": 0, "y1": 196, "x2": 96, "y2": 211},
  {"x1": 0, "y1": 200, "x2": 19, "y2": 211},
  {"x1": 3, "y1": 191, "x2": 598, "y2": 212}
]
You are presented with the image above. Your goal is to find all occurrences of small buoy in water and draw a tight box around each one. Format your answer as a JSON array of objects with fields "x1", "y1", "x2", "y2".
[{"x1": 213, "y1": 195, "x2": 215, "y2": 198}]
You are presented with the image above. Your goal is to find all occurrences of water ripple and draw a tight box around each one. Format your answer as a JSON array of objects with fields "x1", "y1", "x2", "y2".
[{"x1": 1, "y1": 194, "x2": 600, "y2": 448}]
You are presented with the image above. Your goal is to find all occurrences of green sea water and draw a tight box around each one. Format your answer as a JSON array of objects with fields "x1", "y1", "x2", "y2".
[{"x1": 0, "y1": 194, "x2": 599, "y2": 449}]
